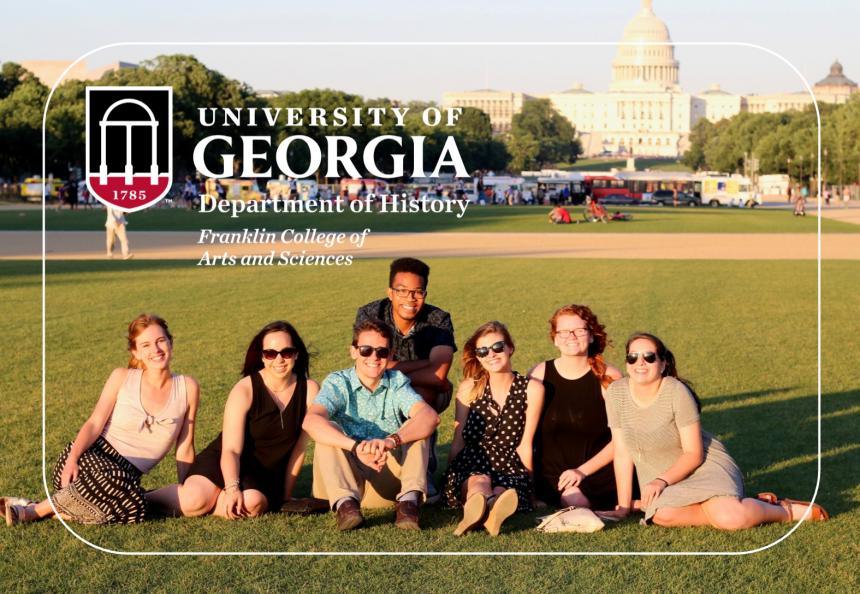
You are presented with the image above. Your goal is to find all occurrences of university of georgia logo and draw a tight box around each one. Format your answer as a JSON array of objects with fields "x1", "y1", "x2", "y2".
[{"x1": 86, "y1": 86, "x2": 173, "y2": 212}]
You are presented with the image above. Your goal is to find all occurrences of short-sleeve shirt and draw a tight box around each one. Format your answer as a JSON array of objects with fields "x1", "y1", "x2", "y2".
[
  {"x1": 605, "y1": 376, "x2": 700, "y2": 485},
  {"x1": 354, "y1": 298, "x2": 456, "y2": 363},
  {"x1": 313, "y1": 367, "x2": 422, "y2": 441}
]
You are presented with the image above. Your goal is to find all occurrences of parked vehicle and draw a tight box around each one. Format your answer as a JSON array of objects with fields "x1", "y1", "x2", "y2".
[
  {"x1": 649, "y1": 189, "x2": 701, "y2": 206},
  {"x1": 597, "y1": 193, "x2": 638, "y2": 206},
  {"x1": 700, "y1": 175, "x2": 758, "y2": 208}
]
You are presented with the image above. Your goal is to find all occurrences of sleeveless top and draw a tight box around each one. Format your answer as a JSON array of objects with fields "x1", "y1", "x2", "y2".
[
  {"x1": 101, "y1": 369, "x2": 188, "y2": 474},
  {"x1": 535, "y1": 362, "x2": 616, "y2": 503},
  {"x1": 239, "y1": 372, "x2": 307, "y2": 474}
]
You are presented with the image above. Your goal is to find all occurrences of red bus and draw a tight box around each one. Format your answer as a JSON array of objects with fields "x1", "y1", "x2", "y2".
[{"x1": 582, "y1": 174, "x2": 630, "y2": 199}]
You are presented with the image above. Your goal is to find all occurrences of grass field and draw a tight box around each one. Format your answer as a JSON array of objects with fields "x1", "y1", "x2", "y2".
[
  {"x1": 1, "y1": 204, "x2": 856, "y2": 235},
  {"x1": 1, "y1": 258, "x2": 858, "y2": 591}
]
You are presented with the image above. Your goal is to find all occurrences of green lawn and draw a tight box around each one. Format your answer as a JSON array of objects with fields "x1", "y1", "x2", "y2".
[
  {"x1": 1, "y1": 204, "x2": 856, "y2": 234},
  {"x1": 1, "y1": 258, "x2": 857, "y2": 591},
  {"x1": 557, "y1": 157, "x2": 693, "y2": 172}
]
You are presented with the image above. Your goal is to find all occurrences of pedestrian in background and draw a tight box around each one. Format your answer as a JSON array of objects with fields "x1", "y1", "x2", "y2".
[{"x1": 106, "y1": 207, "x2": 133, "y2": 259}]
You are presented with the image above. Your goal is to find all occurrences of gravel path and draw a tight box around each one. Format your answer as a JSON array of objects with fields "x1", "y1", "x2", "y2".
[{"x1": 1, "y1": 230, "x2": 857, "y2": 260}]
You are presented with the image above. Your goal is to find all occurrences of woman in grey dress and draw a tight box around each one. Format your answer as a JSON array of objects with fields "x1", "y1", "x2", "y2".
[{"x1": 603, "y1": 332, "x2": 828, "y2": 529}]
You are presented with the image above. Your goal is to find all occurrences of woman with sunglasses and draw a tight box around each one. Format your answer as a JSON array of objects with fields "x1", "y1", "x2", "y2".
[
  {"x1": 441, "y1": 321, "x2": 544, "y2": 536},
  {"x1": 529, "y1": 304, "x2": 626, "y2": 511},
  {"x1": 155, "y1": 321, "x2": 318, "y2": 519},
  {"x1": 603, "y1": 332, "x2": 828, "y2": 528},
  {"x1": 3, "y1": 314, "x2": 199, "y2": 526}
]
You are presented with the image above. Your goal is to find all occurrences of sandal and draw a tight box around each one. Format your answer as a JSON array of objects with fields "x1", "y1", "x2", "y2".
[
  {"x1": 756, "y1": 492, "x2": 778, "y2": 505},
  {"x1": 5, "y1": 504, "x2": 33, "y2": 527},
  {"x1": 778, "y1": 498, "x2": 829, "y2": 522}
]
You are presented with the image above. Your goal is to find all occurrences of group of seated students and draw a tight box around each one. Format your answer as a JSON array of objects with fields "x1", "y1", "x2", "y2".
[{"x1": 3, "y1": 258, "x2": 828, "y2": 537}]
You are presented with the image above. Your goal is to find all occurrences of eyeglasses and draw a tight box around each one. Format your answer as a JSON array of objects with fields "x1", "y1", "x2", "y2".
[
  {"x1": 626, "y1": 351, "x2": 658, "y2": 365},
  {"x1": 475, "y1": 341, "x2": 506, "y2": 358},
  {"x1": 390, "y1": 287, "x2": 427, "y2": 299},
  {"x1": 355, "y1": 345, "x2": 391, "y2": 358},
  {"x1": 262, "y1": 347, "x2": 299, "y2": 360},
  {"x1": 555, "y1": 328, "x2": 589, "y2": 339}
]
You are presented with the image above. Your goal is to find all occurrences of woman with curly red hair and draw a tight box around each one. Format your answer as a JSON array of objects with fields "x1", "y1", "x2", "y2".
[{"x1": 529, "y1": 304, "x2": 625, "y2": 510}]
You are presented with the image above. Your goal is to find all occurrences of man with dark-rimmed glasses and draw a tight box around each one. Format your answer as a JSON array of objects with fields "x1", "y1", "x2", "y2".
[
  {"x1": 354, "y1": 257, "x2": 456, "y2": 501},
  {"x1": 303, "y1": 319, "x2": 440, "y2": 531}
]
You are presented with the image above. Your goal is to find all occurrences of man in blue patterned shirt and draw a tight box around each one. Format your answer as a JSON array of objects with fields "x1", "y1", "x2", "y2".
[
  {"x1": 354, "y1": 257, "x2": 456, "y2": 501},
  {"x1": 304, "y1": 319, "x2": 440, "y2": 531}
]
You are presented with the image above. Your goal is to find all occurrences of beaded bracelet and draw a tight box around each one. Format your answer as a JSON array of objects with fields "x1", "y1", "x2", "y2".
[
  {"x1": 224, "y1": 479, "x2": 241, "y2": 492},
  {"x1": 387, "y1": 433, "x2": 402, "y2": 449}
]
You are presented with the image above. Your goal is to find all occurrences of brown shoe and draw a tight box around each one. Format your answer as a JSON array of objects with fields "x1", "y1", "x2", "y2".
[
  {"x1": 335, "y1": 498, "x2": 364, "y2": 531},
  {"x1": 394, "y1": 500, "x2": 420, "y2": 530}
]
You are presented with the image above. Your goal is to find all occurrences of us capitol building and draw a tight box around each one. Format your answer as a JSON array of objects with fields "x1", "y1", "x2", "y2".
[{"x1": 442, "y1": 0, "x2": 857, "y2": 158}]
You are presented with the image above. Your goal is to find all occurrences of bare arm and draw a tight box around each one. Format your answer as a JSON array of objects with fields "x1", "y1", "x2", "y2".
[
  {"x1": 394, "y1": 400, "x2": 440, "y2": 444},
  {"x1": 61, "y1": 368, "x2": 126, "y2": 487},
  {"x1": 526, "y1": 361, "x2": 546, "y2": 382},
  {"x1": 302, "y1": 404, "x2": 388, "y2": 472},
  {"x1": 447, "y1": 381, "x2": 473, "y2": 461},
  {"x1": 302, "y1": 403, "x2": 356, "y2": 451},
  {"x1": 282, "y1": 380, "x2": 319, "y2": 500},
  {"x1": 174, "y1": 376, "x2": 199, "y2": 483},
  {"x1": 515, "y1": 378, "x2": 544, "y2": 475},
  {"x1": 609, "y1": 427, "x2": 635, "y2": 514},
  {"x1": 388, "y1": 345, "x2": 454, "y2": 391},
  {"x1": 220, "y1": 378, "x2": 253, "y2": 518}
]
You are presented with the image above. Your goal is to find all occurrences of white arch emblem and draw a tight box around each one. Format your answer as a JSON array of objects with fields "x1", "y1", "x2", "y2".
[{"x1": 98, "y1": 98, "x2": 159, "y2": 185}]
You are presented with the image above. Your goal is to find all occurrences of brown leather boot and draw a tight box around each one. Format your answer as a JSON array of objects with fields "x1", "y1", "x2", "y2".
[{"x1": 394, "y1": 499, "x2": 420, "y2": 530}]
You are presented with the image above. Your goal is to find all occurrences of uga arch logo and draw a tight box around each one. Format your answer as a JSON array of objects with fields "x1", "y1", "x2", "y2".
[{"x1": 86, "y1": 86, "x2": 173, "y2": 212}]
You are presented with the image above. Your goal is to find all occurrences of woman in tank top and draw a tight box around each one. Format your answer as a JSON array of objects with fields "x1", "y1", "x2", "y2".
[
  {"x1": 159, "y1": 321, "x2": 319, "y2": 519},
  {"x1": 2, "y1": 314, "x2": 199, "y2": 525},
  {"x1": 602, "y1": 332, "x2": 828, "y2": 528},
  {"x1": 529, "y1": 304, "x2": 623, "y2": 510}
]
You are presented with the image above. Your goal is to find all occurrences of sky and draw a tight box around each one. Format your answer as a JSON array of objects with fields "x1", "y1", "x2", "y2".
[{"x1": 3, "y1": 0, "x2": 858, "y2": 101}]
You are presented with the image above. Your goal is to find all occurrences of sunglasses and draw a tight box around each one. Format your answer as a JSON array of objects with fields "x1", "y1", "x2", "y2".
[
  {"x1": 262, "y1": 347, "x2": 299, "y2": 360},
  {"x1": 355, "y1": 345, "x2": 391, "y2": 358},
  {"x1": 475, "y1": 341, "x2": 506, "y2": 358},
  {"x1": 626, "y1": 351, "x2": 658, "y2": 365}
]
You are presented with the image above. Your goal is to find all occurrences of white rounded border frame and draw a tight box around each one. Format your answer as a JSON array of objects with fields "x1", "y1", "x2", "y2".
[{"x1": 40, "y1": 41, "x2": 825, "y2": 556}]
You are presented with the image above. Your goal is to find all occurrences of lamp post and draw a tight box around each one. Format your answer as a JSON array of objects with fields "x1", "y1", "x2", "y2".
[{"x1": 787, "y1": 157, "x2": 792, "y2": 202}]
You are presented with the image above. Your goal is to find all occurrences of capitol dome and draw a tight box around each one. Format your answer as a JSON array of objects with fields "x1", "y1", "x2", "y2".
[{"x1": 610, "y1": 0, "x2": 680, "y2": 92}]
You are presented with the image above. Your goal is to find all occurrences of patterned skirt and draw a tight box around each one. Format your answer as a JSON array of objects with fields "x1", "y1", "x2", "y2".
[{"x1": 50, "y1": 437, "x2": 146, "y2": 524}]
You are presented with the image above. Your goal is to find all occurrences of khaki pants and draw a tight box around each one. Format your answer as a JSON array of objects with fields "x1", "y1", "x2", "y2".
[
  {"x1": 106, "y1": 224, "x2": 130, "y2": 258},
  {"x1": 312, "y1": 439, "x2": 429, "y2": 509}
]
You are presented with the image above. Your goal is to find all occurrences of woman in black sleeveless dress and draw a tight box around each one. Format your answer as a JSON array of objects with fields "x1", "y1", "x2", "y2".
[
  {"x1": 163, "y1": 321, "x2": 319, "y2": 519},
  {"x1": 529, "y1": 305, "x2": 626, "y2": 510}
]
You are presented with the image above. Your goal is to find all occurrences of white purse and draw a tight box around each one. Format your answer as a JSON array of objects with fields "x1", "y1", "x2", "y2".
[{"x1": 535, "y1": 506, "x2": 606, "y2": 533}]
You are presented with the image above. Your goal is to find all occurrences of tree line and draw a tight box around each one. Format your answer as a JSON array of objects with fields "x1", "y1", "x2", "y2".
[
  {"x1": 0, "y1": 55, "x2": 582, "y2": 182},
  {"x1": 682, "y1": 99, "x2": 860, "y2": 188}
]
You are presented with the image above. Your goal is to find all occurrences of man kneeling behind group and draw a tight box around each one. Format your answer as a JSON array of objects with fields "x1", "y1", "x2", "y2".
[{"x1": 303, "y1": 319, "x2": 440, "y2": 531}]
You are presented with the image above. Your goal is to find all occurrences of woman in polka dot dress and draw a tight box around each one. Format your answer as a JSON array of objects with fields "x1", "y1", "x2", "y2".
[{"x1": 442, "y1": 321, "x2": 544, "y2": 536}]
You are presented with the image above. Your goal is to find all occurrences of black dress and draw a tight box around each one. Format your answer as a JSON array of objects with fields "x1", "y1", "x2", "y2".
[
  {"x1": 534, "y1": 362, "x2": 619, "y2": 509},
  {"x1": 442, "y1": 372, "x2": 533, "y2": 511},
  {"x1": 187, "y1": 372, "x2": 307, "y2": 509}
]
